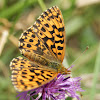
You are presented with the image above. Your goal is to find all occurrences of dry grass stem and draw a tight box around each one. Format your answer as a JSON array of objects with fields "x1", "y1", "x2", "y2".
[
  {"x1": 0, "y1": 18, "x2": 12, "y2": 28},
  {"x1": 9, "y1": 35, "x2": 18, "y2": 47},
  {"x1": 0, "y1": 30, "x2": 9, "y2": 55}
]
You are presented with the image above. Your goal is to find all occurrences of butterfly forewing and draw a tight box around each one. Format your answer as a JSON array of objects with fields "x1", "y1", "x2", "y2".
[
  {"x1": 19, "y1": 27, "x2": 57, "y2": 63},
  {"x1": 19, "y1": 6, "x2": 65, "y2": 63},
  {"x1": 40, "y1": 6, "x2": 65, "y2": 62}
]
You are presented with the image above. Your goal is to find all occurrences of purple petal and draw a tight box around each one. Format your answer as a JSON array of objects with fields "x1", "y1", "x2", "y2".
[{"x1": 17, "y1": 74, "x2": 84, "y2": 100}]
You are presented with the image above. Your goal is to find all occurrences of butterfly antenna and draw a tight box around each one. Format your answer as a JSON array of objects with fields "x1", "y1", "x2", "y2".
[{"x1": 70, "y1": 46, "x2": 89, "y2": 66}]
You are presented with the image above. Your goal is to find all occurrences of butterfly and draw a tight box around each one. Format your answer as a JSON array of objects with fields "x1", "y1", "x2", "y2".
[{"x1": 10, "y1": 6, "x2": 70, "y2": 92}]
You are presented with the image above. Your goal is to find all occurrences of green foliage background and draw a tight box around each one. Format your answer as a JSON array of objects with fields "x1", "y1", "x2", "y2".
[{"x1": 0, "y1": 0, "x2": 100, "y2": 100}]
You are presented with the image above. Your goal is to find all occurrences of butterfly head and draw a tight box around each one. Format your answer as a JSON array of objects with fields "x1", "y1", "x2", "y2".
[{"x1": 59, "y1": 65, "x2": 71, "y2": 75}]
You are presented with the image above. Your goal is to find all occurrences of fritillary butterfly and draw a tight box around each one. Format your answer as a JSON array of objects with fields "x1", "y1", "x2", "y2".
[{"x1": 10, "y1": 6, "x2": 69, "y2": 92}]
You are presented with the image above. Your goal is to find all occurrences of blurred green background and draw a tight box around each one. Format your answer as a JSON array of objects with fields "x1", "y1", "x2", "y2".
[{"x1": 0, "y1": 0, "x2": 100, "y2": 100}]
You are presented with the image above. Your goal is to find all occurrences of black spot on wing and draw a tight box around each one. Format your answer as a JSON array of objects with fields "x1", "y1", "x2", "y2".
[
  {"x1": 29, "y1": 79, "x2": 33, "y2": 81},
  {"x1": 35, "y1": 73, "x2": 40, "y2": 76},
  {"x1": 51, "y1": 44, "x2": 56, "y2": 49},
  {"x1": 41, "y1": 70, "x2": 44, "y2": 73},
  {"x1": 29, "y1": 39, "x2": 33, "y2": 42},
  {"x1": 50, "y1": 15, "x2": 54, "y2": 19},
  {"x1": 19, "y1": 38, "x2": 24, "y2": 42},
  {"x1": 58, "y1": 27, "x2": 64, "y2": 32},
  {"x1": 47, "y1": 9, "x2": 52, "y2": 13},
  {"x1": 22, "y1": 76, "x2": 27, "y2": 78},
  {"x1": 58, "y1": 52, "x2": 61, "y2": 55},
  {"x1": 55, "y1": 40, "x2": 64, "y2": 44},
  {"x1": 56, "y1": 34, "x2": 64, "y2": 38},
  {"x1": 36, "y1": 19, "x2": 41, "y2": 24},
  {"x1": 20, "y1": 80, "x2": 24, "y2": 85},
  {"x1": 57, "y1": 46, "x2": 63, "y2": 50},
  {"x1": 52, "y1": 25, "x2": 57, "y2": 29},
  {"x1": 40, "y1": 32, "x2": 43, "y2": 35},
  {"x1": 35, "y1": 40, "x2": 40, "y2": 46},
  {"x1": 27, "y1": 44, "x2": 31, "y2": 48},
  {"x1": 12, "y1": 60, "x2": 17, "y2": 63},
  {"x1": 44, "y1": 24, "x2": 49, "y2": 27},
  {"x1": 41, "y1": 27, "x2": 46, "y2": 32},
  {"x1": 56, "y1": 13, "x2": 59, "y2": 18},
  {"x1": 49, "y1": 30, "x2": 55, "y2": 34},
  {"x1": 36, "y1": 81, "x2": 41, "y2": 85},
  {"x1": 47, "y1": 74, "x2": 52, "y2": 77},
  {"x1": 41, "y1": 74, "x2": 48, "y2": 80},
  {"x1": 41, "y1": 15, "x2": 44, "y2": 18},
  {"x1": 31, "y1": 34, "x2": 35, "y2": 38},
  {"x1": 30, "y1": 75, "x2": 34, "y2": 79},
  {"x1": 30, "y1": 69, "x2": 35, "y2": 72},
  {"x1": 27, "y1": 29, "x2": 32, "y2": 32},
  {"x1": 47, "y1": 18, "x2": 50, "y2": 21},
  {"x1": 23, "y1": 32, "x2": 28, "y2": 36},
  {"x1": 44, "y1": 11, "x2": 48, "y2": 16},
  {"x1": 42, "y1": 36, "x2": 54, "y2": 42},
  {"x1": 21, "y1": 62, "x2": 25, "y2": 64},
  {"x1": 25, "y1": 86, "x2": 27, "y2": 89},
  {"x1": 33, "y1": 25, "x2": 38, "y2": 29},
  {"x1": 22, "y1": 72, "x2": 27, "y2": 74}
]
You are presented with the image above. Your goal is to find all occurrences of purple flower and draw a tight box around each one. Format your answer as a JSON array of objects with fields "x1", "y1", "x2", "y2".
[{"x1": 17, "y1": 74, "x2": 84, "y2": 100}]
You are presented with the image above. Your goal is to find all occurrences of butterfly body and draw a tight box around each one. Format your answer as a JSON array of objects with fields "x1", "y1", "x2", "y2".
[
  {"x1": 10, "y1": 6, "x2": 69, "y2": 92},
  {"x1": 21, "y1": 49, "x2": 68, "y2": 74}
]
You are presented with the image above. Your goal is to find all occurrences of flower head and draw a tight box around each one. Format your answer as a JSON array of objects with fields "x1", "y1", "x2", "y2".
[{"x1": 17, "y1": 74, "x2": 84, "y2": 100}]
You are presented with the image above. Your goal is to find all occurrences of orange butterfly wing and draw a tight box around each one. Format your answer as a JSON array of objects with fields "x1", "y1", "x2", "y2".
[
  {"x1": 19, "y1": 6, "x2": 65, "y2": 63},
  {"x1": 10, "y1": 57, "x2": 58, "y2": 91}
]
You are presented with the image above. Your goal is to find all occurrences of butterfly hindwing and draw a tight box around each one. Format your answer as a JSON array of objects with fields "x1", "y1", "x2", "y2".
[
  {"x1": 10, "y1": 56, "x2": 33, "y2": 70},
  {"x1": 10, "y1": 57, "x2": 58, "y2": 91}
]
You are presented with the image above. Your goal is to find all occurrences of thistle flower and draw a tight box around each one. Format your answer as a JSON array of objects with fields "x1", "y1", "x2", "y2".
[{"x1": 17, "y1": 74, "x2": 84, "y2": 100}]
